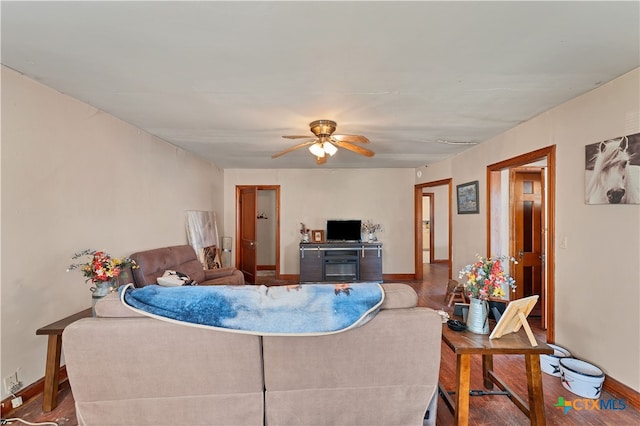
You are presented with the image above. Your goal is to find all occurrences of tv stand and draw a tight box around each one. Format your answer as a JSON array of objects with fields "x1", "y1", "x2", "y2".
[{"x1": 299, "y1": 242, "x2": 382, "y2": 283}]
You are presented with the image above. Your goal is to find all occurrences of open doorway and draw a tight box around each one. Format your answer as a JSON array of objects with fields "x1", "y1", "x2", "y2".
[
  {"x1": 235, "y1": 185, "x2": 281, "y2": 284},
  {"x1": 422, "y1": 193, "x2": 433, "y2": 265},
  {"x1": 414, "y1": 179, "x2": 452, "y2": 281},
  {"x1": 487, "y1": 145, "x2": 556, "y2": 342}
]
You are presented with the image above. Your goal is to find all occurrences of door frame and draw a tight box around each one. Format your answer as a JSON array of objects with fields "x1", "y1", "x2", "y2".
[
  {"x1": 487, "y1": 145, "x2": 556, "y2": 343},
  {"x1": 414, "y1": 179, "x2": 453, "y2": 280},
  {"x1": 235, "y1": 185, "x2": 281, "y2": 279}
]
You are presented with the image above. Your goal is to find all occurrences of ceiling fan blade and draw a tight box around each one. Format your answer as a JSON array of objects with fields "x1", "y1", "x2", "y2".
[
  {"x1": 332, "y1": 134, "x2": 370, "y2": 143},
  {"x1": 332, "y1": 140, "x2": 375, "y2": 157},
  {"x1": 272, "y1": 140, "x2": 316, "y2": 159},
  {"x1": 282, "y1": 135, "x2": 314, "y2": 139},
  {"x1": 316, "y1": 155, "x2": 328, "y2": 165}
]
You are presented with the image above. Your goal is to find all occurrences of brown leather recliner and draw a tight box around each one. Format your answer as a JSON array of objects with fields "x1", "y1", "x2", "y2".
[{"x1": 129, "y1": 245, "x2": 245, "y2": 287}]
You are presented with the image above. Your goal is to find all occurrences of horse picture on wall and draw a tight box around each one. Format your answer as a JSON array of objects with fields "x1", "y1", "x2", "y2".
[{"x1": 585, "y1": 132, "x2": 640, "y2": 205}]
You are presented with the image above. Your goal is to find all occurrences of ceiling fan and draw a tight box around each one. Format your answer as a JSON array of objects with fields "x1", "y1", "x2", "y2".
[{"x1": 272, "y1": 120, "x2": 374, "y2": 164}]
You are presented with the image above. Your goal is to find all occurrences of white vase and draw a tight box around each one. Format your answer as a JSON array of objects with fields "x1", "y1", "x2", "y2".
[
  {"x1": 466, "y1": 297, "x2": 490, "y2": 334},
  {"x1": 367, "y1": 232, "x2": 376, "y2": 242}
]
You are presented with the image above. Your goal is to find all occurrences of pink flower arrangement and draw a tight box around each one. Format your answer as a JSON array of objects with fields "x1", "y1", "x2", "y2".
[
  {"x1": 67, "y1": 249, "x2": 137, "y2": 284},
  {"x1": 458, "y1": 255, "x2": 517, "y2": 300}
]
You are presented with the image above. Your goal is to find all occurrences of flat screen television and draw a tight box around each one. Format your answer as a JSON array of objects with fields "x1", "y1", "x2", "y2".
[{"x1": 326, "y1": 220, "x2": 362, "y2": 242}]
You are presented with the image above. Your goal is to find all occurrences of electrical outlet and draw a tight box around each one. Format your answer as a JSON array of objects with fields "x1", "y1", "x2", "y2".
[
  {"x1": 3, "y1": 371, "x2": 21, "y2": 394},
  {"x1": 11, "y1": 396, "x2": 23, "y2": 408}
]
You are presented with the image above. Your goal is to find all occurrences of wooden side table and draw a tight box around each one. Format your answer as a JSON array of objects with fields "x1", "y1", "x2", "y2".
[
  {"x1": 438, "y1": 323, "x2": 553, "y2": 425},
  {"x1": 36, "y1": 308, "x2": 92, "y2": 411}
]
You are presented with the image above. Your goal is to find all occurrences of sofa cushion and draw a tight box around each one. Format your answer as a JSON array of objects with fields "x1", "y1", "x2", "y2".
[
  {"x1": 380, "y1": 283, "x2": 418, "y2": 309},
  {"x1": 64, "y1": 317, "x2": 264, "y2": 425},
  {"x1": 171, "y1": 245, "x2": 206, "y2": 282},
  {"x1": 262, "y1": 306, "x2": 441, "y2": 426},
  {"x1": 95, "y1": 292, "x2": 145, "y2": 318}
]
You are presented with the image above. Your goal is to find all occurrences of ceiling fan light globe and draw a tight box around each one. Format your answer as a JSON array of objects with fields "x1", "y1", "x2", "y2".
[
  {"x1": 323, "y1": 142, "x2": 338, "y2": 156},
  {"x1": 309, "y1": 143, "x2": 325, "y2": 157}
]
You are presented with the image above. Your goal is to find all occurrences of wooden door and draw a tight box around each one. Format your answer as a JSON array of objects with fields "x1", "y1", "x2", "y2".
[
  {"x1": 511, "y1": 168, "x2": 545, "y2": 319},
  {"x1": 239, "y1": 187, "x2": 257, "y2": 284}
]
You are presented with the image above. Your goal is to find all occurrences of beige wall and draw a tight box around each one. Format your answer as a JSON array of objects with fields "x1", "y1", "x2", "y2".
[
  {"x1": 223, "y1": 169, "x2": 415, "y2": 275},
  {"x1": 417, "y1": 68, "x2": 640, "y2": 392},
  {"x1": 0, "y1": 66, "x2": 224, "y2": 399}
]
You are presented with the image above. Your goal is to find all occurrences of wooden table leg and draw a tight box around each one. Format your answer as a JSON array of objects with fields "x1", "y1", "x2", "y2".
[
  {"x1": 455, "y1": 353, "x2": 471, "y2": 426},
  {"x1": 482, "y1": 354, "x2": 494, "y2": 389},
  {"x1": 525, "y1": 354, "x2": 546, "y2": 425},
  {"x1": 42, "y1": 334, "x2": 62, "y2": 411}
]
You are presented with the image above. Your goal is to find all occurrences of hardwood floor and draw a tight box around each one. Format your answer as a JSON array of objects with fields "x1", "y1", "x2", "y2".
[{"x1": 5, "y1": 264, "x2": 639, "y2": 425}]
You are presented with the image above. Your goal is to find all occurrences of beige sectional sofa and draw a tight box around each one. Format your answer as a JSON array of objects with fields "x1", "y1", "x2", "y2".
[{"x1": 63, "y1": 283, "x2": 442, "y2": 426}]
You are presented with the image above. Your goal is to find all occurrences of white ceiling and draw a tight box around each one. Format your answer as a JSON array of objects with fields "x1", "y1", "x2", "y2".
[{"x1": 2, "y1": 1, "x2": 639, "y2": 169}]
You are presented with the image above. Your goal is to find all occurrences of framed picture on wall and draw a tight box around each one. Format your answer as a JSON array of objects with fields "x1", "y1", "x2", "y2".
[
  {"x1": 585, "y1": 132, "x2": 640, "y2": 204},
  {"x1": 312, "y1": 230, "x2": 325, "y2": 243},
  {"x1": 457, "y1": 180, "x2": 479, "y2": 214}
]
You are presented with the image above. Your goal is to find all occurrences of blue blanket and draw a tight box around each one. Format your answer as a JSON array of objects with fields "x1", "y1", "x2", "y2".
[{"x1": 120, "y1": 283, "x2": 384, "y2": 336}]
